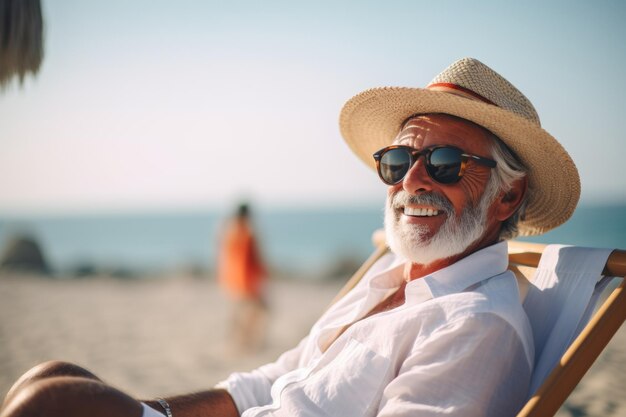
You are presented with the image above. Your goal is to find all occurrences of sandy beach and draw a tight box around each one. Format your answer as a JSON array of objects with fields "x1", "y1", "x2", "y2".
[{"x1": 1, "y1": 273, "x2": 624, "y2": 416}]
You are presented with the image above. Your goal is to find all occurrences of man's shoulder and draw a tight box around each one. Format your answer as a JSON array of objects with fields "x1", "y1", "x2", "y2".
[
  {"x1": 427, "y1": 271, "x2": 534, "y2": 361},
  {"x1": 423, "y1": 271, "x2": 528, "y2": 331}
]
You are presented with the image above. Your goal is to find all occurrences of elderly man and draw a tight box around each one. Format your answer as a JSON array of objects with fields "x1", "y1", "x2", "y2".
[{"x1": 0, "y1": 57, "x2": 579, "y2": 417}]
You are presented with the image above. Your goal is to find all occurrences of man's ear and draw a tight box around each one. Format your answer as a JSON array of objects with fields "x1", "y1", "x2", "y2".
[{"x1": 494, "y1": 175, "x2": 528, "y2": 222}]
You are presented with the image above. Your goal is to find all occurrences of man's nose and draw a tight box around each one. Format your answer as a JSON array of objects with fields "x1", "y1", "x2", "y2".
[{"x1": 402, "y1": 157, "x2": 434, "y2": 194}]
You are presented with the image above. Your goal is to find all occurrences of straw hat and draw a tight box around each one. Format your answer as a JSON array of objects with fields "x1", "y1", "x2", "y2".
[{"x1": 339, "y1": 57, "x2": 580, "y2": 236}]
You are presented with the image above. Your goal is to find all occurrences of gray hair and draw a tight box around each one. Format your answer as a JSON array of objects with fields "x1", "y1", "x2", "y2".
[{"x1": 485, "y1": 134, "x2": 528, "y2": 240}]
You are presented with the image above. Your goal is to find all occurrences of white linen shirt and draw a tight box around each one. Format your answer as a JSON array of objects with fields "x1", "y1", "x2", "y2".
[{"x1": 218, "y1": 241, "x2": 534, "y2": 417}]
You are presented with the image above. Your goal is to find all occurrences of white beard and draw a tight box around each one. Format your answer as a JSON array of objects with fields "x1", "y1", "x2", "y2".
[{"x1": 384, "y1": 188, "x2": 494, "y2": 266}]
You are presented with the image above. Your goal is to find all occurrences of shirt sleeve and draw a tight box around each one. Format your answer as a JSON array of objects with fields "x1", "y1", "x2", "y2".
[
  {"x1": 377, "y1": 313, "x2": 532, "y2": 417},
  {"x1": 216, "y1": 335, "x2": 310, "y2": 414}
]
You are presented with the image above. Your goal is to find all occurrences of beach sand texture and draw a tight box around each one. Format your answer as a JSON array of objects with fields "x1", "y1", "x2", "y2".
[{"x1": 1, "y1": 274, "x2": 624, "y2": 416}]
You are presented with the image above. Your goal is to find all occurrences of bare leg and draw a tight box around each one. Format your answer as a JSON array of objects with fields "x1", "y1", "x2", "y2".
[
  {"x1": 2, "y1": 361, "x2": 101, "y2": 409},
  {"x1": 241, "y1": 299, "x2": 268, "y2": 351},
  {"x1": 1, "y1": 361, "x2": 239, "y2": 417},
  {"x1": 1, "y1": 361, "x2": 142, "y2": 417}
]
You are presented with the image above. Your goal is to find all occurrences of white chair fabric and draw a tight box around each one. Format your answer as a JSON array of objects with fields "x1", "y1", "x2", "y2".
[{"x1": 522, "y1": 245, "x2": 614, "y2": 395}]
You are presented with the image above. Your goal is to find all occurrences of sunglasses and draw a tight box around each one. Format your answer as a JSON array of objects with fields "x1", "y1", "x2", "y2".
[{"x1": 373, "y1": 145, "x2": 497, "y2": 185}]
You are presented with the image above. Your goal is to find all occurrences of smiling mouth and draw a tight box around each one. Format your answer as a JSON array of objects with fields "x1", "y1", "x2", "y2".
[{"x1": 402, "y1": 207, "x2": 441, "y2": 217}]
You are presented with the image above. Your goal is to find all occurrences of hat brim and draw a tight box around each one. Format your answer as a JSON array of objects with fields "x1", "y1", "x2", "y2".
[{"x1": 339, "y1": 87, "x2": 580, "y2": 236}]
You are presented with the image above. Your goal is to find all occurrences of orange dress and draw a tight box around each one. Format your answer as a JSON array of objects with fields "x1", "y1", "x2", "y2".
[{"x1": 218, "y1": 220, "x2": 266, "y2": 300}]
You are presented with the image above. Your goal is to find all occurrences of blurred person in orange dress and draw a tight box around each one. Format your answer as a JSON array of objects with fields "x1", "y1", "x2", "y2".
[{"x1": 217, "y1": 202, "x2": 268, "y2": 352}]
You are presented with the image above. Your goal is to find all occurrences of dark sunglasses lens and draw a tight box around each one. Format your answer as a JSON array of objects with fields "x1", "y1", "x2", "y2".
[
  {"x1": 379, "y1": 148, "x2": 412, "y2": 184},
  {"x1": 428, "y1": 147, "x2": 463, "y2": 183}
]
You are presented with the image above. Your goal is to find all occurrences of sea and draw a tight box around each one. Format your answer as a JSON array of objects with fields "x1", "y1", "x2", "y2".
[{"x1": 0, "y1": 203, "x2": 624, "y2": 279}]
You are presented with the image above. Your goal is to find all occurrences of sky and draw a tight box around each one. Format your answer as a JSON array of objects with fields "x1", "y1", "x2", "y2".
[{"x1": 1, "y1": 0, "x2": 625, "y2": 215}]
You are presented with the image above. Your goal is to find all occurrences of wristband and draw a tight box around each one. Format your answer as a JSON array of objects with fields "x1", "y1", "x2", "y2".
[{"x1": 156, "y1": 398, "x2": 173, "y2": 417}]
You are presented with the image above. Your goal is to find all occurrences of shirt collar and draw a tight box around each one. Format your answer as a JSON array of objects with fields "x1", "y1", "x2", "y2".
[
  {"x1": 414, "y1": 240, "x2": 509, "y2": 299},
  {"x1": 366, "y1": 241, "x2": 509, "y2": 301}
]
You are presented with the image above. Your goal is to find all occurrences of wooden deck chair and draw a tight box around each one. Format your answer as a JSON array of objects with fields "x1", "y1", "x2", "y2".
[{"x1": 329, "y1": 231, "x2": 626, "y2": 417}]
